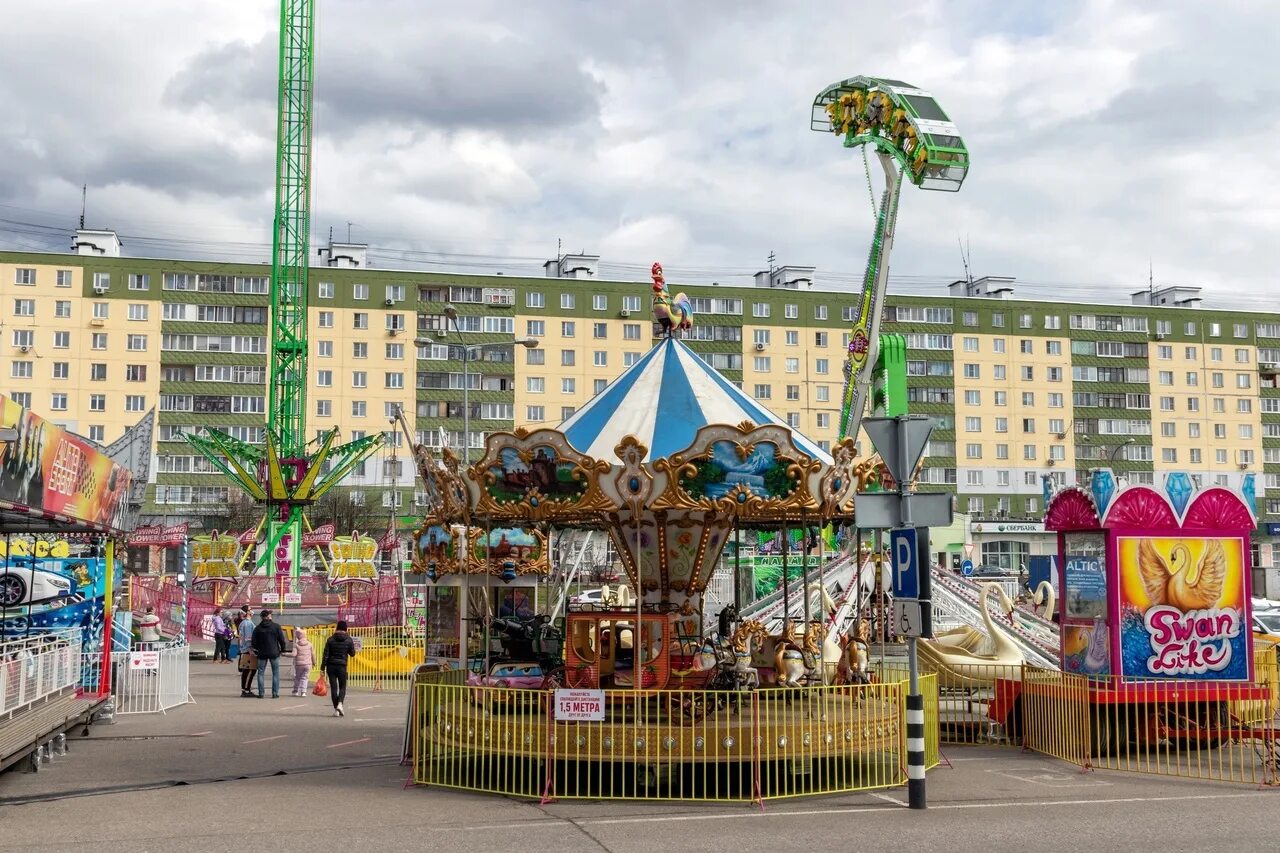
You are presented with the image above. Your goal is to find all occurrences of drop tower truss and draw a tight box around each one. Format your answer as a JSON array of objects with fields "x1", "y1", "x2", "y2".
[
  {"x1": 809, "y1": 76, "x2": 969, "y2": 439},
  {"x1": 185, "y1": 0, "x2": 382, "y2": 576}
]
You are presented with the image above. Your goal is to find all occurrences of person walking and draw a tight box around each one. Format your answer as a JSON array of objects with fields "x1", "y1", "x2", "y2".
[
  {"x1": 319, "y1": 620, "x2": 357, "y2": 716},
  {"x1": 252, "y1": 609, "x2": 288, "y2": 699},
  {"x1": 236, "y1": 612, "x2": 257, "y2": 697},
  {"x1": 136, "y1": 606, "x2": 161, "y2": 649},
  {"x1": 289, "y1": 627, "x2": 314, "y2": 696},
  {"x1": 211, "y1": 611, "x2": 230, "y2": 662}
]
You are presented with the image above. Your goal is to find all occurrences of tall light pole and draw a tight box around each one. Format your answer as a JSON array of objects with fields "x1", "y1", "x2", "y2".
[{"x1": 420, "y1": 304, "x2": 537, "y2": 464}]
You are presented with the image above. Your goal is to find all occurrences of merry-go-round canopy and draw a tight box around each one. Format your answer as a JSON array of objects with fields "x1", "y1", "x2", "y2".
[{"x1": 559, "y1": 337, "x2": 833, "y2": 465}]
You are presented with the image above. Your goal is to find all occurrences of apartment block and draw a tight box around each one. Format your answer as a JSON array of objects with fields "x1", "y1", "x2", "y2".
[{"x1": 3, "y1": 239, "x2": 1280, "y2": 589}]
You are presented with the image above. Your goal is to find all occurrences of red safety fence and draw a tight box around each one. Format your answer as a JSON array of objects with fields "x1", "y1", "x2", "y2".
[
  {"x1": 337, "y1": 576, "x2": 403, "y2": 627},
  {"x1": 129, "y1": 574, "x2": 404, "y2": 638}
]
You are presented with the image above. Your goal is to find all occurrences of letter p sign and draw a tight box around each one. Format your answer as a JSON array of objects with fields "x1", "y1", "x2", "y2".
[{"x1": 890, "y1": 527, "x2": 919, "y2": 599}]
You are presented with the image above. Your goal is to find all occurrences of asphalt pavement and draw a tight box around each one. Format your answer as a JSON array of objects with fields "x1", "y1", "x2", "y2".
[{"x1": 1, "y1": 661, "x2": 1278, "y2": 851}]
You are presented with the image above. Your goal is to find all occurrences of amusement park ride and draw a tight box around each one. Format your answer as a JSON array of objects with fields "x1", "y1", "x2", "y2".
[
  {"x1": 182, "y1": 0, "x2": 382, "y2": 576},
  {"x1": 403, "y1": 75, "x2": 974, "y2": 780}
]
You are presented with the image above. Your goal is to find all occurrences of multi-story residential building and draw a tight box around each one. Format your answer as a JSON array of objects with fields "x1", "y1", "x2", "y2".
[{"x1": 3, "y1": 235, "x2": 1279, "y2": 592}]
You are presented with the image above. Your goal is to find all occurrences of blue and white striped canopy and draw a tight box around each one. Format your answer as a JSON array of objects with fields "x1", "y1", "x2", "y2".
[{"x1": 558, "y1": 337, "x2": 832, "y2": 464}]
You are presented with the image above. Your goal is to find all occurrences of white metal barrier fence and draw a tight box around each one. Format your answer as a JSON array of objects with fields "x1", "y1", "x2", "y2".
[
  {"x1": 0, "y1": 630, "x2": 82, "y2": 718},
  {"x1": 111, "y1": 641, "x2": 192, "y2": 714}
]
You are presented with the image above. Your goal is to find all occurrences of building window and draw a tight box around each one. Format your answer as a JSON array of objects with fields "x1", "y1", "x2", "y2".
[
  {"x1": 754, "y1": 329, "x2": 770, "y2": 346},
  {"x1": 963, "y1": 337, "x2": 979, "y2": 352},
  {"x1": 353, "y1": 284, "x2": 368, "y2": 300},
  {"x1": 353, "y1": 312, "x2": 369, "y2": 330},
  {"x1": 385, "y1": 372, "x2": 404, "y2": 389},
  {"x1": 753, "y1": 356, "x2": 771, "y2": 372},
  {"x1": 784, "y1": 304, "x2": 798, "y2": 319},
  {"x1": 964, "y1": 390, "x2": 981, "y2": 406},
  {"x1": 622, "y1": 296, "x2": 641, "y2": 313},
  {"x1": 13, "y1": 299, "x2": 34, "y2": 317},
  {"x1": 52, "y1": 362, "x2": 69, "y2": 380},
  {"x1": 965, "y1": 417, "x2": 981, "y2": 432},
  {"x1": 53, "y1": 300, "x2": 71, "y2": 318},
  {"x1": 125, "y1": 365, "x2": 147, "y2": 382},
  {"x1": 815, "y1": 331, "x2": 828, "y2": 347},
  {"x1": 786, "y1": 385, "x2": 800, "y2": 401},
  {"x1": 91, "y1": 333, "x2": 107, "y2": 350},
  {"x1": 526, "y1": 405, "x2": 545, "y2": 422},
  {"x1": 561, "y1": 321, "x2": 576, "y2": 338},
  {"x1": 316, "y1": 370, "x2": 332, "y2": 387},
  {"x1": 88, "y1": 394, "x2": 106, "y2": 412},
  {"x1": 385, "y1": 284, "x2": 405, "y2": 303},
  {"x1": 561, "y1": 378, "x2": 575, "y2": 394},
  {"x1": 351, "y1": 342, "x2": 367, "y2": 359},
  {"x1": 785, "y1": 358, "x2": 799, "y2": 373},
  {"x1": 50, "y1": 393, "x2": 68, "y2": 411},
  {"x1": 125, "y1": 394, "x2": 146, "y2": 412},
  {"x1": 10, "y1": 361, "x2": 33, "y2": 378},
  {"x1": 814, "y1": 305, "x2": 828, "y2": 320},
  {"x1": 318, "y1": 281, "x2": 334, "y2": 298},
  {"x1": 815, "y1": 412, "x2": 830, "y2": 429},
  {"x1": 351, "y1": 400, "x2": 367, "y2": 417},
  {"x1": 815, "y1": 359, "x2": 829, "y2": 374},
  {"x1": 623, "y1": 323, "x2": 641, "y2": 341},
  {"x1": 527, "y1": 320, "x2": 545, "y2": 337},
  {"x1": 561, "y1": 350, "x2": 576, "y2": 367},
  {"x1": 965, "y1": 443, "x2": 982, "y2": 459},
  {"x1": 753, "y1": 384, "x2": 772, "y2": 399},
  {"x1": 13, "y1": 268, "x2": 35, "y2": 285},
  {"x1": 318, "y1": 311, "x2": 334, "y2": 328},
  {"x1": 561, "y1": 293, "x2": 575, "y2": 310},
  {"x1": 592, "y1": 322, "x2": 608, "y2": 339},
  {"x1": 593, "y1": 351, "x2": 608, "y2": 368},
  {"x1": 526, "y1": 348, "x2": 545, "y2": 365},
  {"x1": 815, "y1": 386, "x2": 829, "y2": 403},
  {"x1": 527, "y1": 377, "x2": 545, "y2": 393},
  {"x1": 752, "y1": 302, "x2": 770, "y2": 318}
]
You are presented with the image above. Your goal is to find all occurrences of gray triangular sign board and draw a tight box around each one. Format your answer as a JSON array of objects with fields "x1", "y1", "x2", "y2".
[{"x1": 862, "y1": 416, "x2": 933, "y2": 486}]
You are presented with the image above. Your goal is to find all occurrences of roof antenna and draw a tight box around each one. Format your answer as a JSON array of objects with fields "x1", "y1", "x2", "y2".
[
  {"x1": 958, "y1": 236, "x2": 973, "y2": 292},
  {"x1": 79, "y1": 184, "x2": 87, "y2": 229},
  {"x1": 1149, "y1": 258, "x2": 1155, "y2": 302},
  {"x1": 767, "y1": 250, "x2": 777, "y2": 287}
]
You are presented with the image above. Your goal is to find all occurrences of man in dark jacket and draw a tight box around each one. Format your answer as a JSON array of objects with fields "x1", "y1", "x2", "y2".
[
  {"x1": 320, "y1": 620, "x2": 358, "y2": 716},
  {"x1": 252, "y1": 609, "x2": 288, "y2": 698}
]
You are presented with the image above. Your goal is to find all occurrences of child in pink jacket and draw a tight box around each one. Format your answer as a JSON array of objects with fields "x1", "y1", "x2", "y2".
[{"x1": 289, "y1": 627, "x2": 315, "y2": 696}]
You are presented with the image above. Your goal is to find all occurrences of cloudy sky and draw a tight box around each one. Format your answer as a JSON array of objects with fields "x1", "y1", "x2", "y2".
[{"x1": 0, "y1": 0, "x2": 1276, "y2": 305}]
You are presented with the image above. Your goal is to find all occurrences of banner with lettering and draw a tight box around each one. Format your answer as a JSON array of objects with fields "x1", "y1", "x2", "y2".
[
  {"x1": 190, "y1": 532, "x2": 242, "y2": 588},
  {"x1": 1115, "y1": 536, "x2": 1248, "y2": 681},
  {"x1": 129, "y1": 523, "x2": 189, "y2": 548},
  {"x1": 327, "y1": 531, "x2": 378, "y2": 587},
  {"x1": 0, "y1": 394, "x2": 131, "y2": 531}
]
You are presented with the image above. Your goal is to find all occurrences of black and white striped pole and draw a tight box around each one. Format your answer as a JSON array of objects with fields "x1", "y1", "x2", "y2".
[
  {"x1": 860, "y1": 415, "x2": 948, "y2": 812},
  {"x1": 905, "y1": 635, "x2": 927, "y2": 808}
]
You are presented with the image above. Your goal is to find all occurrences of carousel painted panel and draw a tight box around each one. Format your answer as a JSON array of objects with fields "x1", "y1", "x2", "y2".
[
  {"x1": 411, "y1": 522, "x2": 465, "y2": 579},
  {"x1": 470, "y1": 428, "x2": 614, "y2": 522},
  {"x1": 653, "y1": 424, "x2": 823, "y2": 518},
  {"x1": 468, "y1": 526, "x2": 548, "y2": 581}
]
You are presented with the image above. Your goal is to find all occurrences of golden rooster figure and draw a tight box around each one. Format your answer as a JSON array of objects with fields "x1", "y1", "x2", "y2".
[
  {"x1": 1137, "y1": 538, "x2": 1227, "y2": 611},
  {"x1": 650, "y1": 262, "x2": 692, "y2": 338}
]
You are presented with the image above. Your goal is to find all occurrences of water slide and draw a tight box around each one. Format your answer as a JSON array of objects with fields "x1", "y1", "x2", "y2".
[{"x1": 930, "y1": 569, "x2": 1060, "y2": 668}]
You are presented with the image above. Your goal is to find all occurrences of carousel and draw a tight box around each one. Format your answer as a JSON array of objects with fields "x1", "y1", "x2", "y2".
[{"x1": 407, "y1": 270, "x2": 900, "y2": 795}]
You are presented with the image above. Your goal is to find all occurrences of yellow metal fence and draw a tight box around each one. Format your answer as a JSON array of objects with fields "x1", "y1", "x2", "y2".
[
  {"x1": 412, "y1": 673, "x2": 911, "y2": 802},
  {"x1": 304, "y1": 625, "x2": 420, "y2": 692}
]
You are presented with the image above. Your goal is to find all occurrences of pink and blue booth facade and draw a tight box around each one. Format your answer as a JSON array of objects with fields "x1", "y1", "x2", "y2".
[{"x1": 1044, "y1": 470, "x2": 1257, "y2": 684}]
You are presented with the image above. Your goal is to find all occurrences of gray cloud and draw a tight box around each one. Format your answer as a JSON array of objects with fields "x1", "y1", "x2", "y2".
[{"x1": 0, "y1": 0, "x2": 1276, "y2": 305}]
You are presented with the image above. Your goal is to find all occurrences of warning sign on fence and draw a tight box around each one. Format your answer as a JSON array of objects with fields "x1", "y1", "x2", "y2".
[
  {"x1": 553, "y1": 689, "x2": 605, "y2": 722},
  {"x1": 129, "y1": 650, "x2": 160, "y2": 670},
  {"x1": 283, "y1": 593, "x2": 303, "y2": 604}
]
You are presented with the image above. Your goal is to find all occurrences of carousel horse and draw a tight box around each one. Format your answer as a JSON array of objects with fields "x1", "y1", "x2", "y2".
[
  {"x1": 774, "y1": 620, "x2": 809, "y2": 688},
  {"x1": 730, "y1": 620, "x2": 768, "y2": 690},
  {"x1": 838, "y1": 636, "x2": 871, "y2": 685}
]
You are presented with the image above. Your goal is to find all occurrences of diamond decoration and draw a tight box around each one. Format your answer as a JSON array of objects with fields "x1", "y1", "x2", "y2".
[
  {"x1": 1165, "y1": 472, "x2": 1193, "y2": 518},
  {"x1": 1090, "y1": 469, "x2": 1116, "y2": 516}
]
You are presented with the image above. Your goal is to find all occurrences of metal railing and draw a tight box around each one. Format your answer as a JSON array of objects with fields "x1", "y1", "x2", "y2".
[
  {"x1": 306, "y1": 625, "x2": 420, "y2": 692},
  {"x1": 1, "y1": 630, "x2": 82, "y2": 718},
  {"x1": 412, "y1": 673, "x2": 910, "y2": 802},
  {"x1": 110, "y1": 641, "x2": 192, "y2": 714}
]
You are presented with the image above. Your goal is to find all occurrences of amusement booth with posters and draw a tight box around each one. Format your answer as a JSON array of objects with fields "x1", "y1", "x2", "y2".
[
  {"x1": 1046, "y1": 470, "x2": 1257, "y2": 683},
  {"x1": 1036, "y1": 468, "x2": 1279, "y2": 759},
  {"x1": 0, "y1": 396, "x2": 132, "y2": 770}
]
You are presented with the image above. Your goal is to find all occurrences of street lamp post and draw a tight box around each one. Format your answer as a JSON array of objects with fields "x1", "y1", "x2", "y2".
[
  {"x1": 1109, "y1": 438, "x2": 1136, "y2": 465},
  {"x1": 420, "y1": 304, "x2": 538, "y2": 465}
]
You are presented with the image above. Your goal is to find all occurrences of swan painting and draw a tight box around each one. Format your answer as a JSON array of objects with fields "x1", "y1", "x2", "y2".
[{"x1": 1137, "y1": 538, "x2": 1227, "y2": 611}]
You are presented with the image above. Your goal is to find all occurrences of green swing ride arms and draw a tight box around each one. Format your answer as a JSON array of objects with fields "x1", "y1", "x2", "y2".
[{"x1": 810, "y1": 76, "x2": 969, "y2": 440}]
